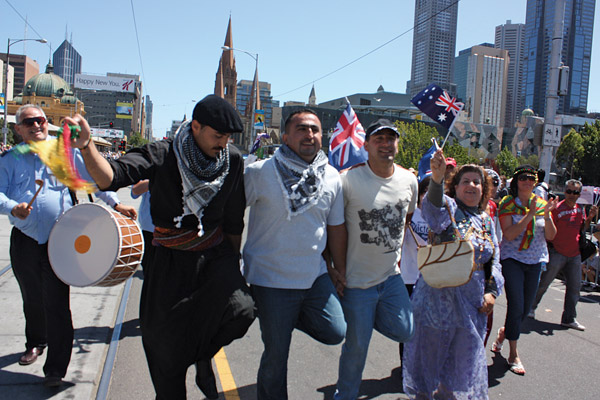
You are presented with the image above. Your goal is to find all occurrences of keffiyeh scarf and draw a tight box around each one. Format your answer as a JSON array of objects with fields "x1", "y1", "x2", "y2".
[
  {"x1": 273, "y1": 144, "x2": 328, "y2": 219},
  {"x1": 498, "y1": 194, "x2": 546, "y2": 250},
  {"x1": 173, "y1": 120, "x2": 230, "y2": 235}
]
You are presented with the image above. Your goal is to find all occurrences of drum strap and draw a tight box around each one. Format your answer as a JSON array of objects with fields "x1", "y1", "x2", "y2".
[
  {"x1": 69, "y1": 190, "x2": 79, "y2": 205},
  {"x1": 68, "y1": 190, "x2": 94, "y2": 205}
]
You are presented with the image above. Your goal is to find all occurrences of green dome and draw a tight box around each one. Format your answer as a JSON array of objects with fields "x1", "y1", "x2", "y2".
[
  {"x1": 521, "y1": 108, "x2": 534, "y2": 117},
  {"x1": 22, "y1": 63, "x2": 71, "y2": 98}
]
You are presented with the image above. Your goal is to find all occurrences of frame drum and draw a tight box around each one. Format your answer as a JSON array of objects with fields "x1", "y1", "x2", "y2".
[{"x1": 48, "y1": 203, "x2": 144, "y2": 287}]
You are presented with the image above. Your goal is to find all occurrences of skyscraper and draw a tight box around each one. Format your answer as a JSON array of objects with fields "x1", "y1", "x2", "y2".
[
  {"x1": 462, "y1": 45, "x2": 509, "y2": 127},
  {"x1": 408, "y1": 0, "x2": 459, "y2": 98},
  {"x1": 495, "y1": 20, "x2": 526, "y2": 127},
  {"x1": 53, "y1": 39, "x2": 82, "y2": 87},
  {"x1": 523, "y1": 0, "x2": 596, "y2": 117},
  {"x1": 144, "y1": 95, "x2": 153, "y2": 140},
  {"x1": 236, "y1": 79, "x2": 275, "y2": 128},
  {"x1": 0, "y1": 53, "x2": 39, "y2": 95}
]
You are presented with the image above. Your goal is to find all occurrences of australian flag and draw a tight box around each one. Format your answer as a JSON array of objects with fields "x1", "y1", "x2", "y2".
[
  {"x1": 411, "y1": 84, "x2": 464, "y2": 131},
  {"x1": 328, "y1": 102, "x2": 367, "y2": 171},
  {"x1": 417, "y1": 143, "x2": 438, "y2": 182}
]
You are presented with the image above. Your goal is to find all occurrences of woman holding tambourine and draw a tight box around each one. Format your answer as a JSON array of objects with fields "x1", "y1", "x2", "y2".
[
  {"x1": 403, "y1": 149, "x2": 504, "y2": 400},
  {"x1": 491, "y1": 165, "x2": 558, "y2": 376}
]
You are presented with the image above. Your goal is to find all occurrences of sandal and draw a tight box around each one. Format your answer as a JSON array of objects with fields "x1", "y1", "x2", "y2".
[
  {"x1": 491, "y1": 327, "x2": 504, "y2": 353},
  {"x1": 508, "y1": 361, "x2": 526, "y2": 375},
  {"x1": 491, "y1": 339, "x2": 503, "y2": 353}
]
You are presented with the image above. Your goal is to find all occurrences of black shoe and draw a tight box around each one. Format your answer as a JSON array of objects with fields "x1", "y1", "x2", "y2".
[
  {"x1": 44, "y1": 376, "x2": 63, "y2": 388},
  {"x1": 195, "y1": 359, "x2": 218, "y2": 399},
  {"x1": 19, "y1": 347, "x2": 44, "y2": 366}
]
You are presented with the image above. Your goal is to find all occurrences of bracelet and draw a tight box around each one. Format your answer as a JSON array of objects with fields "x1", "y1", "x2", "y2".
[{"x1": 81, "y1": 137, "x2": 93, "y2": 150}]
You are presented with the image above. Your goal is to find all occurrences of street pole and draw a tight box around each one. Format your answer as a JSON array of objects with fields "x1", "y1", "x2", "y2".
[
  {"x1": 250, "y1": 54, "x2": 259, "y2": 151},
  {"x1": 539, "y1": 0, "x2": 565, "y2": 183},
  {"x1": 2, "y1": 38, "x2": 47, "y2": 146}
]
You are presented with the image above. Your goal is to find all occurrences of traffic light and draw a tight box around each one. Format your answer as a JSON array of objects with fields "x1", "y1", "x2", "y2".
[{"x1": 109, "y1": 122, "x2": 114, "y2": 128}]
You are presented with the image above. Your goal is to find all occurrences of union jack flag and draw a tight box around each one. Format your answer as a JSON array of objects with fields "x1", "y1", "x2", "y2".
[
  {"x1": 411, "y1": 83, "x2": 464, "y2": 131},
  {"x1": 328, "y1": 102, "x2": 367, "y2": 171}
]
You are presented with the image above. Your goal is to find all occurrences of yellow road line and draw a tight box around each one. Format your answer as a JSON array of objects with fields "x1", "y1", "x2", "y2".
[{"x1": 214, "y1": 348, "x2": 240, "y2": 399}]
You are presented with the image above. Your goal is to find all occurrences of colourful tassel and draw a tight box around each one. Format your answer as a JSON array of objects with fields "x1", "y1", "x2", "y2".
[{"x1": 28, "y1": 123, "x2": 96, "y2": 193}]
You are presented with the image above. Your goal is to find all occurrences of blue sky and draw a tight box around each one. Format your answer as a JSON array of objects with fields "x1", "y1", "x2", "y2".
[{"x1": 2, "y1": 0, "x2": 599, "y2": 138}]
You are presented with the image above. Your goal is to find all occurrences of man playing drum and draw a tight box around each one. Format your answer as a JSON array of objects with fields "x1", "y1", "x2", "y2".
[
  {"x1": 0, "y1": 104, "x2": 136, "y2": 387},
  {"x1": 65, "y1": 95, "x2": 255, "y2": 400}
]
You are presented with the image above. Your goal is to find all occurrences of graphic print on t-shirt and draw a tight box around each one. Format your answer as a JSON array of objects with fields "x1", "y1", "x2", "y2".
[{"x1": 357, "y1": 200, "x2": 407, "y2": 252}]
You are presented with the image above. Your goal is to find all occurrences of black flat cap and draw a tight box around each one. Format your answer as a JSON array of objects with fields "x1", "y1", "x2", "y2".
[
  {"x1": 192, "y1": 95, "x2": 243, "y2": 133},
  {"x1": 365, "y1": 118, "x2": 400, "y2": 139}
]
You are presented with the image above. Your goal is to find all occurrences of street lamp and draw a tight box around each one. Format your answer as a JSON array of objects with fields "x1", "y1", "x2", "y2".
[
  {"x1": 3, "y1": 38, "x2": 48, "y2": 146},
  {"x1": 221, "y1": 46, "x2": 259, "y2": 149}
]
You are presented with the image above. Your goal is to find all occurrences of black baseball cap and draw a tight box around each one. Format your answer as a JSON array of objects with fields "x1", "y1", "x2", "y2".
[{"x1": 365, "y1": 118, "x2": 400, "y2": 140}]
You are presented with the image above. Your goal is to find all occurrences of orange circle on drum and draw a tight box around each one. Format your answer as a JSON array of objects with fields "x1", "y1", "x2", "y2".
[{"x1": 74, "y1": 235, "x2": 92, "y2": 254}]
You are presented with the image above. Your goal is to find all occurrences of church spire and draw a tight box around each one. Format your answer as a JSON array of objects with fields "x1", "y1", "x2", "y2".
[
  {"x1": 308, "y1": 85, "x2": 316, "y2": 105},
  {"x1": 214, "y1": 16, "x2": 237, "y2": 108}
]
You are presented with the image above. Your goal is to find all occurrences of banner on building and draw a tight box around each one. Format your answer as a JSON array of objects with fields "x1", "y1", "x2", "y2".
[
  {"x1": 115, "y1": 102, "x2": 134, "y2": 119},
  {"x1": 74, "y1": 74, "x2": 136, "y2": 93},
  {"x1": 254, "y1": 109, "x2": 265, "y2": 129},
  {"x1": 90, "y1": 127, "x2": 124, "y2": 139}
]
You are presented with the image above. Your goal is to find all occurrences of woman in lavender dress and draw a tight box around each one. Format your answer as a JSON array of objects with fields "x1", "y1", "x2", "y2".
[{"x1": 403, "y1": 150, "x2": 504, "y2": 400}]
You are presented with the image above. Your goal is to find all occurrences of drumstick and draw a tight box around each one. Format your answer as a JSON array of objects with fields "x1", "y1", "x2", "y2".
[{"x1": 27, "y1": 180, "x2": 44, "y2": 208}]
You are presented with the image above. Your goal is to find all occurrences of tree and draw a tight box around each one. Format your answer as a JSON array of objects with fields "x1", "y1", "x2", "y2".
[
  {"x1": 578, "y1": 121, "x2": 600, "y2": 185},
  {"x1": 517, "y1": 154, "x2": 539, "y2": 169},
  {"x1": 394, "y1": 121, "x2": 441, "y2": 170},
  {"x1": 496, "y1": 147, "x2": 519, "y2": 177},
  {"x1": 128, "y1": 131, "x2": 149, "y2": 148},
  {"x1": 556, "y1": 128, "x2": 584, "y2": 179},
  {"x1": 444, "y1": 142, "x2": 479, "y2": 165}
]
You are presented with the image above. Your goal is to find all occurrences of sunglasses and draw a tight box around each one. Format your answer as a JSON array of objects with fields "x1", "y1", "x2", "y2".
[
  {"x1": 19, "y1": 116, "x2": 47, "y2": 127},
  {"x1": 517, "y1": 175, "x2": 536, "y2": 182},
  {"x1": 565, "y1": 189, "x2": 581, "y2": 195}
]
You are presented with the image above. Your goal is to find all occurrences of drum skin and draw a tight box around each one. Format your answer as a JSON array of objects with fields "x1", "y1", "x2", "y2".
[{"x1": 48, "y1": 203, "x2": 144, "y2": 287}]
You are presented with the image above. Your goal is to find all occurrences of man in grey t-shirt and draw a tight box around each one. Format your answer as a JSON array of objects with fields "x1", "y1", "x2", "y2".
[{"x1": 334, "y1": 119, "x2": 416, "y2": 400}]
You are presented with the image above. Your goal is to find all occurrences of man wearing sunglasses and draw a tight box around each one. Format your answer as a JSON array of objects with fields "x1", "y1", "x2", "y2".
[
  {"x1": 529, "y1": 179, "x2": 598, "y2": 330},
  {"x1": 0, "y1": 104, "x2": 136, "y2": 387}
]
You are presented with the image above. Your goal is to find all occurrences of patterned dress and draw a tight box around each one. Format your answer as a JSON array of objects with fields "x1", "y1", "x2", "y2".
[{"x1": 403, "y1": 195, "x2": 504, "y2": 400}]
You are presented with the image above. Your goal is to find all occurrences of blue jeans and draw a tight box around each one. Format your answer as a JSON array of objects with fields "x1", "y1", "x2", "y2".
[
  {"x1": 253, "y1": 273, "x2": 346, "y2": 400},
  {"x1": 501, "y1": 258, "x2": 542, "y2": 341},
  {"x1": 334, "y1": 274, "x2": 414, "y2": 400},
  {"x1": 532, "y1": 248, "x2": 582, "y2": 324}
]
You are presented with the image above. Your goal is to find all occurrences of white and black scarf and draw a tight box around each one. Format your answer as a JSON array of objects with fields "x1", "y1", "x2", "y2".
[
  {"x1": 273, "y1": 144, "x2": 328, "y2": 220},
  {"x1": 173, "y1": 120, "x2": 230, "y2": 235}
]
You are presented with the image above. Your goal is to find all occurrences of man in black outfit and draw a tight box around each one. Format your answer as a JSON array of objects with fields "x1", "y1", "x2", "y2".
[{"x1": 65, "y1": 95, "x2": 255, "y2": 399}]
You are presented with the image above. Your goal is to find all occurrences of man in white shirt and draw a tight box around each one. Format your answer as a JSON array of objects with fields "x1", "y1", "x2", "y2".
[{"x1": 244, "y1": 109, "x2": 347, "y2": 400}]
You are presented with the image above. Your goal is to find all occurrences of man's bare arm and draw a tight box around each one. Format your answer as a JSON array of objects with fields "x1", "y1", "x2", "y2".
[
  {"x1": 63, "y1": 115, "x2": 114, "y2": 190},
  {"x1": 327, "y1": 223, "x2": 347, "y2": 296}
]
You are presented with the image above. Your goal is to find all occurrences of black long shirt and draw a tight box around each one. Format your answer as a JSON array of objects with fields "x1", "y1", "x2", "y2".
[{"x1": 105, "y1": 140, "x2": 245, "y2": 235}]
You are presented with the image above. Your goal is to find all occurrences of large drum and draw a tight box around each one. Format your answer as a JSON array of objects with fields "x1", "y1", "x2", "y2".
[{"x1": 48, "y1": 203, "x2": 144, "y2": 287}]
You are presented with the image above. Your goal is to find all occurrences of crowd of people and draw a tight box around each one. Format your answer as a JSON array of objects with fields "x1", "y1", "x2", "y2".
[{"x1": 1, "y1": 99, "x2": 596, "y2": 399}]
